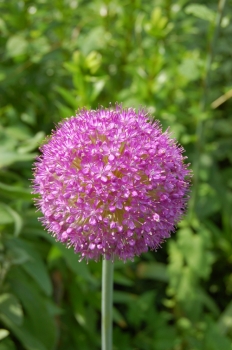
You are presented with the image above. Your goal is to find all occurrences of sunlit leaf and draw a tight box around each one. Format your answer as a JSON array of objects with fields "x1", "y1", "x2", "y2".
[
  {"x1": 0, "y1": 294, "x2": 23, "y2": 326},
  {"x1": 0, "y1": 329, "x2": 10, "y2": 340},
  {"x1": 0, "y1": 203, "x2": 23, "y2": 236},
  {"x1": 6, "y1": 35, "x2": 28, "y2": 58},
  {"x1": 185, "y1": 4, "x2": 216, "y2": 22}
]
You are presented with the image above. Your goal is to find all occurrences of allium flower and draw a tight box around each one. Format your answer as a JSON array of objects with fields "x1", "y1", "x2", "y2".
[{"x1": 33, "y1": 105, "x2": 190, "y2": 261}]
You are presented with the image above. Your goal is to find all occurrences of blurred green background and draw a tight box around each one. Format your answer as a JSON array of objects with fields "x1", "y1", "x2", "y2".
[{"x1": 0, "y1": 0, "x2": 232, "y2": 349}]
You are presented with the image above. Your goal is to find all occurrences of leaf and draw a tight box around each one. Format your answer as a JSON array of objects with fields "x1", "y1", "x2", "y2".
[
  {"x1": 0, "y1": 294, "x2": 23, "y2": 326},
  {"x1": 0, "y1": 329, "x2": 10, "y2": 340},
  {"x1": 18, "y1": 131, "x2": 45, "y2": 154},
  {"x1": 0, "y1": 337, "x2": 17, "y2": 350},
  {"x1": 52, "y1": 242, "x2": 96, "y2": 285},
  {"x1": 0, "y1": 18, "x2": 7, "y2": 36},
  {"x1": 0, "y1": 152, "x2": 37, "y2": 168},
  {"x1": 114, "y1": 272, "x2": 134, "y2": 286},
  {"x1": 5, "y1": 126, "x2": 31, "y2": 141},
  {"x1": 179, "y1": 58, "x2": 200, "y2": 81},
  {"x1": 79, "y1": 26, "x2": 106, "y2": 55},
  {"x1": 6, "y1": 237, "x2": 52, "y2": 296},
  {"x1": 127, "y1": 291, "x2": 156, "y2": 328},
  {"x1": 1, "y1": 317, "x2": 47, "y2": 350},
  {"x1": 0, "y1": 183, "x2": 32, "y2": 201},
  {"x1": 8, "y1": 268, "x2": 57, "y2": 350},
  {"x1": 6, "y1": 35, "x2": 28, "y2": 58},
  {"x1": 218, "y1": 301, "x2": 232, "y2": 335},
  {"x1": 7, "y1": 246, "x2": 31, "y2": 265},
  {"x1": 205, "y1": 320, "x2": 232, "y2": 350},
  {"x1": 113, "y1": 291, "x2": 137, "y2": 304},
  {"x1": 178, "y1": 227, "x2": 215, "y2": 279},
  {"x1": 90, "y1": 79, "x2": 106, "y2": 102},
  {"x1": 113, "y1": 307, "x2": 127, "y2": 327},
  {"x1": 55, "y1": 101, "x2": 74, "y2": 119},
  {"x1": 0, "y1": 203, "x2": 23, "y2": 236},
  {"x1": 29, "y1": 37, "x2": 50, "y2": 63},
  {"x1": 185, "y1": 4, "x2": 216, "y2": 22},
  {"x1": 85, "y1": 51, "x2": 102, "y2": 73},
  {"x1": 0, "y1": 203, "x2": 13, "y2": 224},
  {"x1": 198, "y1": 288, "x2": 220, "y2": 316},
  {"x1": 137, "y1": 262, "x2": 169, "y2": 282},
  {"x1": 55, "y1": 86, "x2": 78, "y2": 109},
  {"x1": 22, "y1": 260, "x2": 52, "y2": 296}
]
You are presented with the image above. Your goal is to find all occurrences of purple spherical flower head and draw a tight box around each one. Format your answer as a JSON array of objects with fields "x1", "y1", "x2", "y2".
[{"x1": 32, "y1": 105, "x2": 191, "y2": 261}]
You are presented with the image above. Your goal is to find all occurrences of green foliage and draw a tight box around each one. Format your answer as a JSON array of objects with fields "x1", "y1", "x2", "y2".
[{"x1": 0, "y1": 0, "x2": 232, "y2": 349}]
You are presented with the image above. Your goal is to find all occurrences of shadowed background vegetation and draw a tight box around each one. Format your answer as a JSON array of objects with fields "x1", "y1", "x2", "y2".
[{"x1": 0, "y1": 0, "x2": 232, "y2": 349}]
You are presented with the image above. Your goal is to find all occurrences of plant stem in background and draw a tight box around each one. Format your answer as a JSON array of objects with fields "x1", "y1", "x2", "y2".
[
  {"x1": 102, "y1": 259, "x2": 114, "y2": 350},
  {"x1": 189, "y1": 0, "x2": 227, "y2": 218}
]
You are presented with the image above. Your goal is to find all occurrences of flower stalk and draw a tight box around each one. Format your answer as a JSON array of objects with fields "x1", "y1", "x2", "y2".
[{"x1": 101, "y1": 259, "x2": 114, "y2": 350}]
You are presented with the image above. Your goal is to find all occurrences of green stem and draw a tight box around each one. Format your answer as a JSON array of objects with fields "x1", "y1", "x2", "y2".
[
  {"x1": 101, "y1": 259, "x2": 114, "y2": 350},
  {"x1": 189, "y1": 0, "x2": 227, "y2": 218},
  {"x1": 201, "y1": 0, "x2": 227, "y2": 111}
]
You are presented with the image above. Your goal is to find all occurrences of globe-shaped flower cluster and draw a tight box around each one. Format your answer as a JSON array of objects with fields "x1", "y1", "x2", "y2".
[{"x1": 33, "y1": 105, "x2": 190, "y2": 261}]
